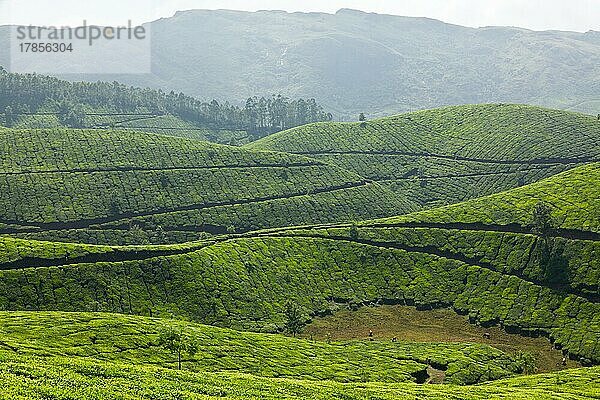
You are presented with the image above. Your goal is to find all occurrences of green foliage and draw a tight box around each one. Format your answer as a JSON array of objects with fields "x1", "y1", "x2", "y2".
[
  {"x1": 249, "y1": 104, "x2": 600, "y2": 210},
  {"x1": 0, "y1": 128, "x2": 411, "y2": 244},
  {"x1": 531, "y1": 202, "x2": 556, "y2": 237},
  {"x1": 283, "y1": 300, "x2": 305, "y2": 337},
  {"x1": 383, "y1": 163, "x2": 600, "y2": 233},
  {"x1": 515, "y1": 351, "x2": 537, "y2": 375},
  {"x1": 0, "y1": 103, "x2": 598, "y2": 398},
  {"x1": 57, "y1": 100, "x2": 85, "y2": 128},
  {"x1": 3, "y1": 106, "x2": 15, "y2": 127},
  {"x1": 0, "y1": 312, "x2": 521, "y2": 384},
  {"x1": 0, "y1": 351, "x2": 598, "y2": 399},
  {"x1": 0, "y1": 163, "x2": 598, "y2": 364},
  {"x1": 158, "y1": 326, "x2": 199, "y2": 370},
  {"x1": 0, "y1": 69, "x2": 332, "y2": 140},
  {"x1": 0, "y1": 232, "x2": 597, "y2": 364}
]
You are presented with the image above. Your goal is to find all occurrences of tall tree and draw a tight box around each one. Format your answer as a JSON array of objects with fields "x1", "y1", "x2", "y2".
[
  {"x1": 158, "y1": 327, "x2": 199, "y2": 370},
  {"x1": 283, "y1": 300, "x2": 305, "y2": 338}
]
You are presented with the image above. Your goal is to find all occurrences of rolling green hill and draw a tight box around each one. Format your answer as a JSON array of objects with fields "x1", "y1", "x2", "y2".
[
  {"x1": 0, "y1": 312, "x2": 524, "y2": 385},
  {"x1": 248, "y1": 104, "x2": 600, "y2": 209},
  {"x1": 0, "y1": 106, "x2": 598, "y2": 397},
  {"x1": 379, "y1": 162, "x2": 600, "y2": 233},
  {"x1": 1, "y1": 312, "x2": 598, "y2": 400},
  {"x1": 0, "y1": 128, "x2": 412, "y2": 245},
  {"x1": 0, "y1": 164, "x2": 597, "y2": 365},
  {"x1": 1, "y1": 349, "x2": 597, "y2": 399}
]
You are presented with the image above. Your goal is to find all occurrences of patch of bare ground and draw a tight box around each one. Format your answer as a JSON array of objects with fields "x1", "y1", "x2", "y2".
[{"x1": 300, "y1": 305, "x2": 581, "y2": 374}]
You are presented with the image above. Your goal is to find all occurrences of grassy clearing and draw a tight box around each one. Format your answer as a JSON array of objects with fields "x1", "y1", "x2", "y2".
[{"x1": 301, "y1": 305, "x2": 581, "y2": 374}]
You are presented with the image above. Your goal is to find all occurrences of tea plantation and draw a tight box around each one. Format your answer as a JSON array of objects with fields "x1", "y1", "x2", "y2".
[
  {"x1": 0, "y1": 165, "x2": 597, "y2": 367},
  {"x1": 1, "y1": 351, "x2": 597, "y2": 399},
  {"x1": 0, "y1": 128, "x2": 412, "y2": 244},
  {"x1": 380, "y1": 163, "x2": 600, "y2": 233},
  {"x1": 1, "y1": 106, "x2": 599, "y2": 398},
  {"x1": 0, "y1": 312, "x2": 526, "y2": 384},
  {"x1": 248, "y1": 104, "x2": 600, "y2": 209},
  {"x1": 10, "y1": 112, "x2": 253, "y2": 145},
  {"x1": 0, "y1": 312, "x2": 598, "y2": 399}
]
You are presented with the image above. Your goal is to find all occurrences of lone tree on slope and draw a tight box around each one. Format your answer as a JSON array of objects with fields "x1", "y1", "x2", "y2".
[
  {"x1": 530, "y1": 201, "x2": 567, "y2": 284},
  {"x1": 515, "y1": 351, "x2": 537, "y2": 375},
  {"x1": 358, "y1": 113, "x2": 366, "y2": 122},
  {"x1": 530, "y1": 201, "x2": 555, "y2": 238},
  {"x1": 158, "y1": 326, "x2": 199, "y2": 370},
  {"x1": 283, "y1": 300, "x2": 305, "y2": 338}
]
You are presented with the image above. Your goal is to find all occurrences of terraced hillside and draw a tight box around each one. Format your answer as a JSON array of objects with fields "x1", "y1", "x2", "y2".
[
  {"x1": 248, "y1": 104, "x2": 600, "y2": 209},
  {"x1": 1, "y1": 312, "x2": 598, "y2": 399},
  {"x1": 9, "y1": 112, "x2": 252, "y2": 145},
  {"x1": 0, "y1": 312, "x2": 525, "y2": 385},
  {"x1": 1, "y1": 353, "x2": 598, "y2": 399},
  {"x1": 0, "y1": 164, "x2": 597, "y2": 366},
  {"x1": 0, "y1": 312, "x2": 596, "y2": 398},
  {"x1": 0, "y1": 128, "x2": 412, "y2": 245}
]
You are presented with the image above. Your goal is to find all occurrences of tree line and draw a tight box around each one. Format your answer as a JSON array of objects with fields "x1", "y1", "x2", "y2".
[{"x1": 0, "y1": 67, "x2": 332, "y2": 135}]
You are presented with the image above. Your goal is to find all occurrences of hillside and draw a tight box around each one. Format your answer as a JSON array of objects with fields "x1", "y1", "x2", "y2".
[
  {"x1": 0, "y1": 69, "x2": 332, "y2": 144},
  {"x1": 1, "y1": 344, "x2": 597, "y2": 398},
  {"x1": 0, "y1": 164, "x2": 597, "y2": 365},
  {"x1": 0, "y1": 312, "x2": 525, "y2": 385},
  {"x1": 249, "y1": 104, "x2": 600, "y2": 209},
  {"x1": 0, "y1": 128, "x2": 412, "y2": 245},
  {"x1": 2, "y1": 9, "x2": 599, "y2": 117},
  {"x1": 8, "y1": 111, "x2": 251, "y2": 145},
  {"x1": 381, "y1": 162, "x2": 600, "y2": 233}
]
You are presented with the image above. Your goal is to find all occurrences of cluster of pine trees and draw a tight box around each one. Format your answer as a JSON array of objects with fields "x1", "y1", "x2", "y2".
[{"x1": 0, "y1": 67, "x2": 332, "y2": 134}]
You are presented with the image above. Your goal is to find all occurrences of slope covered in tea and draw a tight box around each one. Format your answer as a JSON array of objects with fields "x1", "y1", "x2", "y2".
[
  {"x1": 0, "y1": 128, "x2": 412, "y2": 245},
  {"x1": 0, "y1": 166, "x2": 597, "y2": 364},
  {"x1": 249, "y1": 104, "x2": 600, "y2": 209}
]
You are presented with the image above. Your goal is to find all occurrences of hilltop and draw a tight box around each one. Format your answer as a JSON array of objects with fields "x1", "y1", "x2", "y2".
[
  {"x1": 2, "y1": 9, "x2": 599, "y2": 117},
  {"x1": 0, "y1": 128, "x2": 411, "y2": 245},
  {"x1": 249, "y1": 104, "x2": 600, "y2": 209},
  {"x1": 0, "y1": 69, "x2": 332, "y2": 145}
]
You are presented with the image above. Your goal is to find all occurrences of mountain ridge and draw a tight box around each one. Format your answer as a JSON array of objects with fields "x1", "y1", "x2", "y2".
[{"x1": 2, "y1": 9, "x2": 598, "y2": 118}]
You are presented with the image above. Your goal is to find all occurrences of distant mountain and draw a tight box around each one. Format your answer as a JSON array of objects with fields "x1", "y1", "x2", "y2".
[{"x1": 1, "y1": 8, "x2": 599, "y2": 118}]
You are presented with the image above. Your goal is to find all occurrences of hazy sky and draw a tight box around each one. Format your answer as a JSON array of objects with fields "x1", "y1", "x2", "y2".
[{"x1": 0, "y1": 0, "x2": 598, "y2": 32}]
